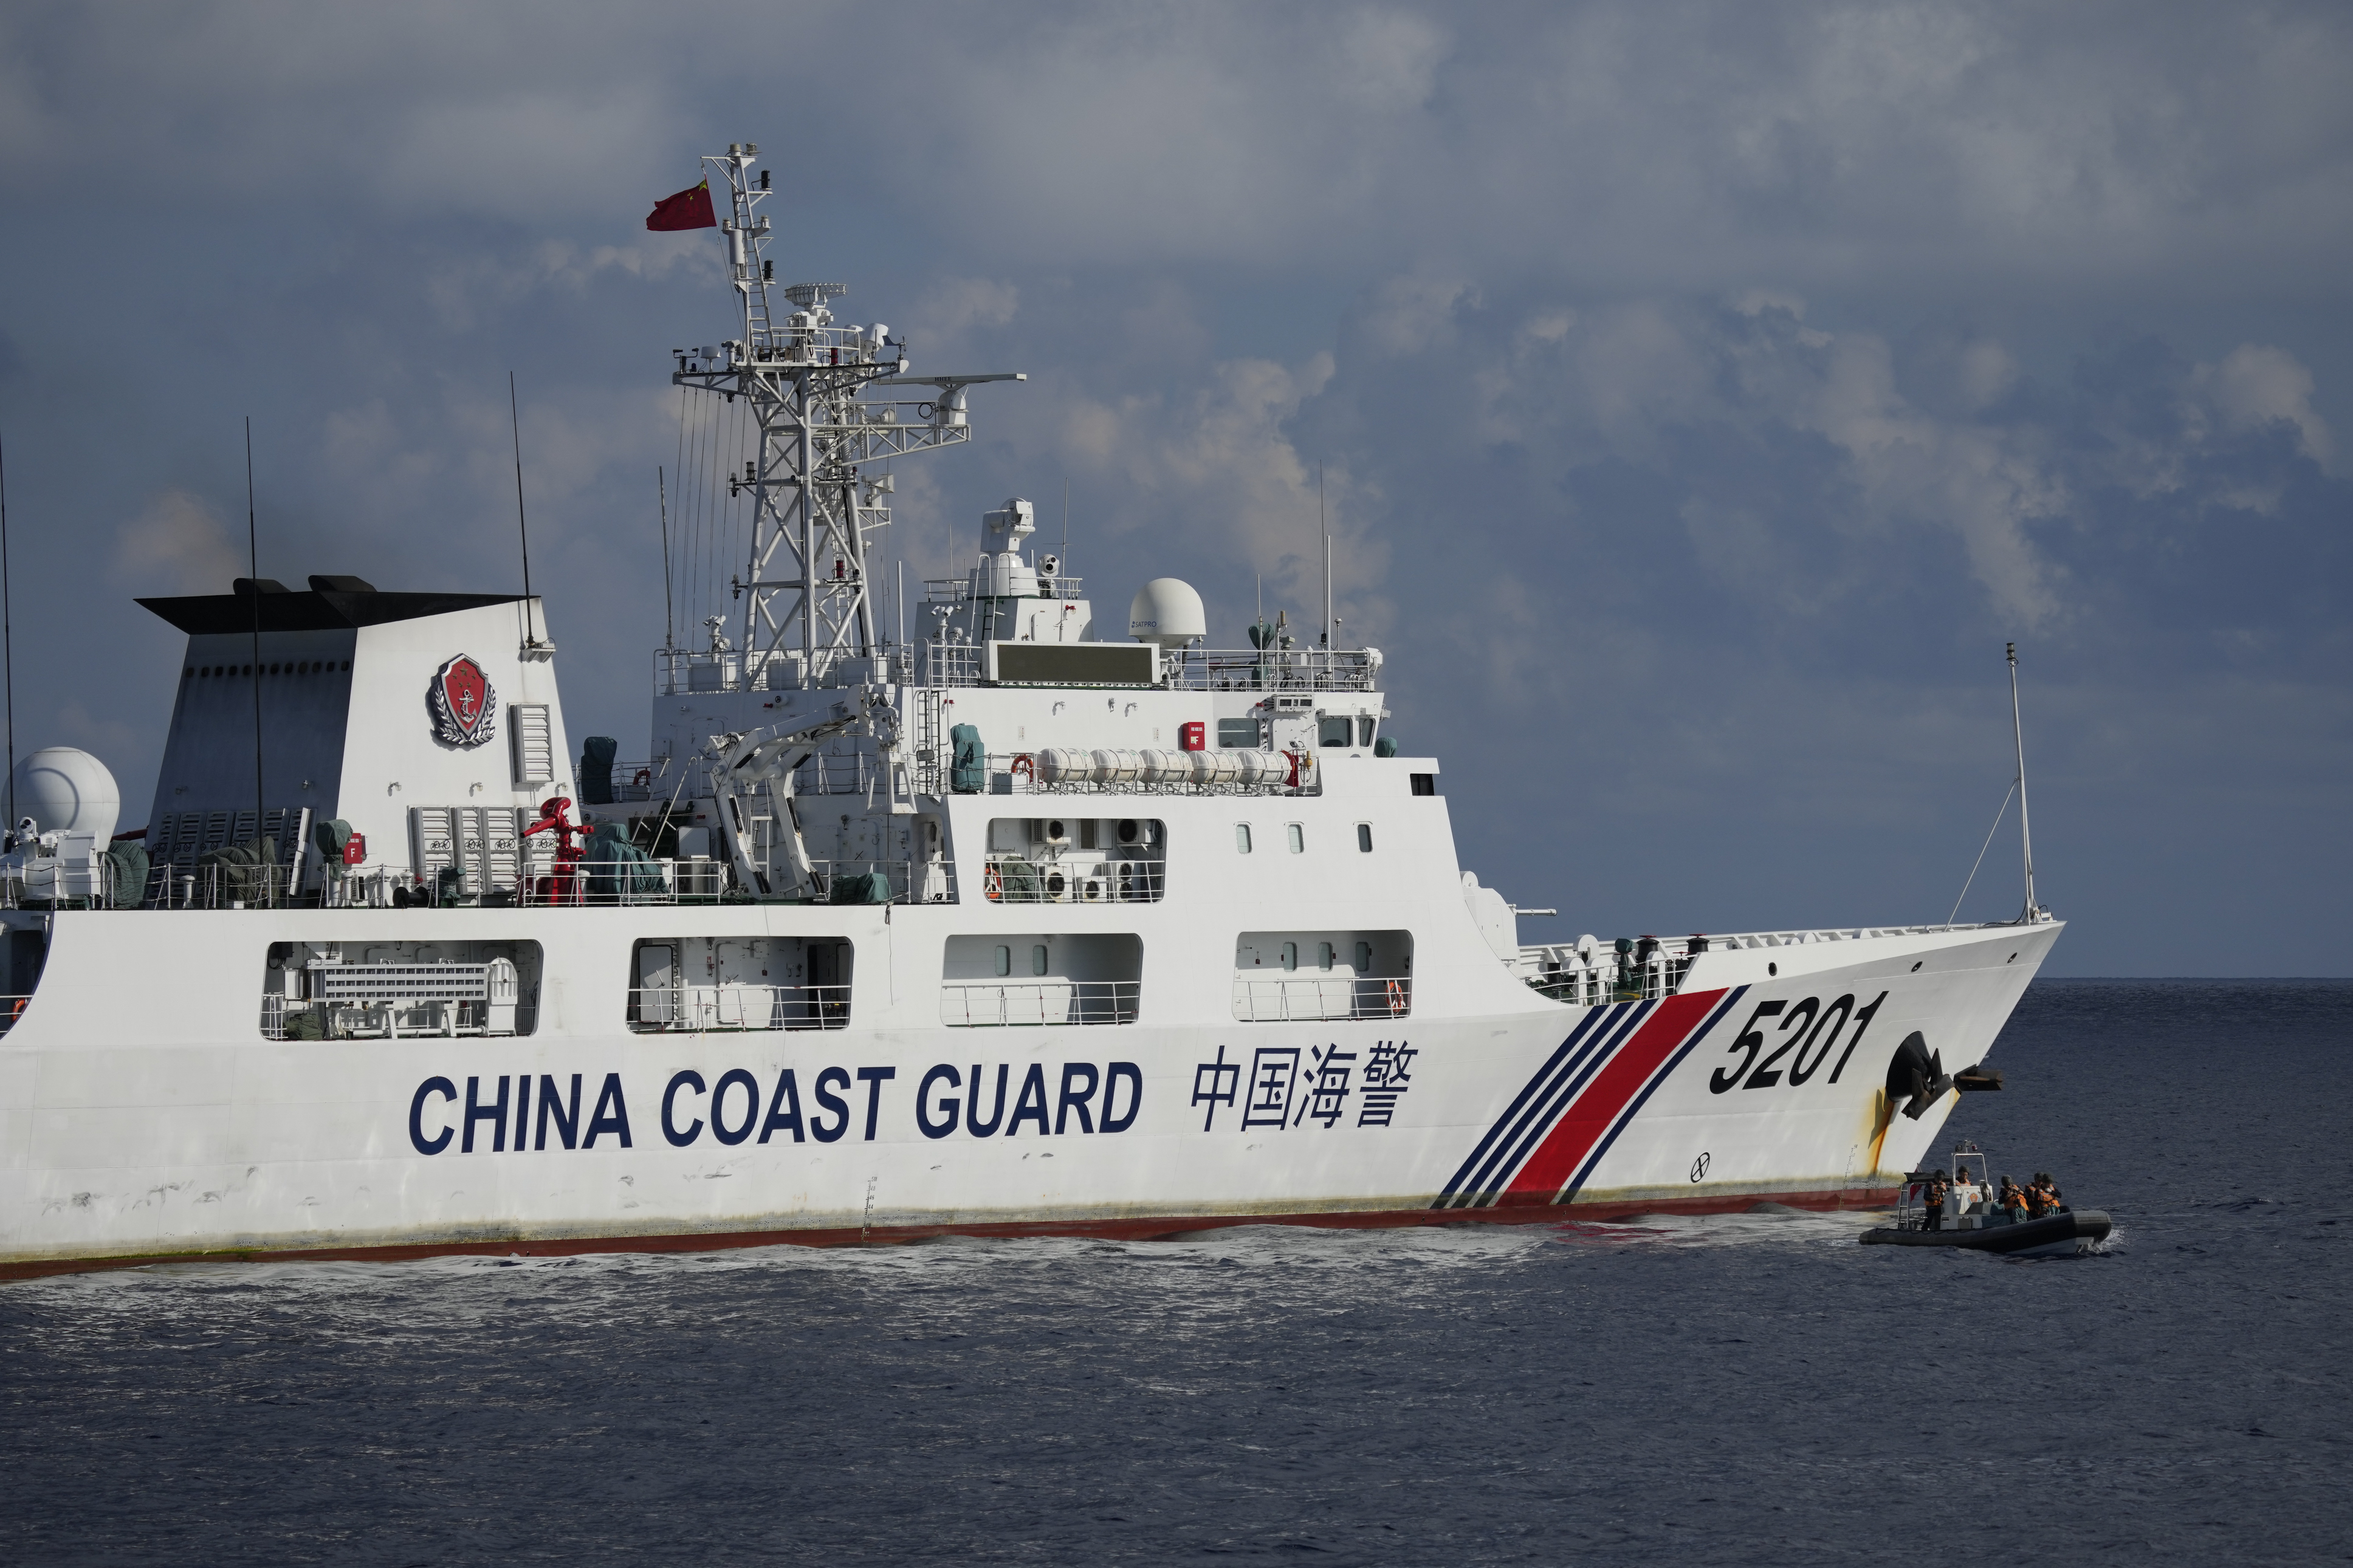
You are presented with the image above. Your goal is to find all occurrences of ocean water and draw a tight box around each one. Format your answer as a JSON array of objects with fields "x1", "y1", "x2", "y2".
[{"x1": 2, "y1": 980, "x2": 2348, "y2": 1565}]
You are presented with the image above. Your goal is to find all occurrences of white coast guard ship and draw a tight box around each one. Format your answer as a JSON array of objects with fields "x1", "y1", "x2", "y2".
[{"x1": 0, "y1": 144, "x2": 2061, "y2": 1277}]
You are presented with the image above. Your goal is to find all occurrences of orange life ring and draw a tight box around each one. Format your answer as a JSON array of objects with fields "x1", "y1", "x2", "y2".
[
  {"x1": 633, "y1": 767, "x2": 651, "y2": 789},
  {"x1": 1386, "y1": 979, "x2": 1406, "y2": 1016},
  {"x1": 1011, "y1": 753, "x2": 1034, "y2": 780},
  {"x1": 983, "y1": 862, "x2": 1003, "y2": 901}
]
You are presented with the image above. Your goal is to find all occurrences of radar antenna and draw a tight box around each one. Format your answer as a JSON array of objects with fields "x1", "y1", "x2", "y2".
[{"x1": 671, "y1": 142, "x2": 1022, "y2": 690}]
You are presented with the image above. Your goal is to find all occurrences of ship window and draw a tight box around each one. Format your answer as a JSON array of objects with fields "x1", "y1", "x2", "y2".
[
  {"x1": 1357, "y1": 823, "x2": 1373, "y2": 852},
  {"x1": 625, "y1": 936, "x2": 851, "y2": 1032},
  {"x1": 1410, "y1": 773, "x2": 1437, "y2": 796},
  {"x1": 1358, "y1": 716, "x2": 1375, "y2": 747},
  {"x1": 1235, "y1": 824, "x2": 1252, "y2": 854},
  {"x1": 994, "y1": 945, "x2": 1012, "y2": 976},
  {"x1": 1217, "y1": 717, "x2": 1260, "y2": 748},
  {"x1": 1286, "y1": 823, "x2": 1304, "y2": 854},
  {"x1": 1319, "y1": 716, "x2": 1353, "y2": 748},
  {"x1": 942, "y1": 933, "x2": 1142, "y2": 1026},
  {"x1": 261, "y1": 939, "x2": 544, "y2": 1041},
  {"x1": 1233, "y1": 931, "x2": 1415, "y2": 1022},
  {"x1": 341, "y1": 660, "x2": 351, "y2": 671}
]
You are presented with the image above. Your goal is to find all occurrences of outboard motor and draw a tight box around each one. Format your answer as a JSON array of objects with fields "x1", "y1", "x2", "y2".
[{"x1": 1885, "y1": 1032, "x2": 1953, "y2": 1120}]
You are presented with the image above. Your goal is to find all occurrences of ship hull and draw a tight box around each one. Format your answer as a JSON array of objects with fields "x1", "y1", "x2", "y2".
[{"x1": 0, "y1": 912, "x2": 2058, "y2": 1276}]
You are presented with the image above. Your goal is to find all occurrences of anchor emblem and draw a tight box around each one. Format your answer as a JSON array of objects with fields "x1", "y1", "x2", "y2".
[{"x1": 427, "y1": 654, "x2": 498, "y2": 748}]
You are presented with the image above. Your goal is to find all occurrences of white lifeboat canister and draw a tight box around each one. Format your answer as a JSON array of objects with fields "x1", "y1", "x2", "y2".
[{"x1": 1035, "y1": 747, "x2": 1085, "y2": 784}]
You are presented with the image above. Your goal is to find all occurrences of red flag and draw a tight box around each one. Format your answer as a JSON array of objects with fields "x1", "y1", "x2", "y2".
[{"x1": 646, "y1": 180, "x2": 717, "y2": 232}]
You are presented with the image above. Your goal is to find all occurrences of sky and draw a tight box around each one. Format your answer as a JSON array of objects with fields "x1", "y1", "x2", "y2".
[{"x1": 0, "y1": 1, "x2": 2345, "y2": 974}]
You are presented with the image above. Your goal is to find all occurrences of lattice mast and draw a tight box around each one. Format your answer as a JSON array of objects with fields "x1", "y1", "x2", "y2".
[{"x1": 671, "y1": 143, "x2": 1020, "y2": 690}]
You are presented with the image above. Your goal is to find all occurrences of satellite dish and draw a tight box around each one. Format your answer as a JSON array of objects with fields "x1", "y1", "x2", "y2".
[{"x1": 1127, "y1": 578, "x2": 1206, "y2": 649}]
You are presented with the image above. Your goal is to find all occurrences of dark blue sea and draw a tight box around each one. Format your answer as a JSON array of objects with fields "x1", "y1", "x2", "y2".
[{"x1": 4, "y1": 980, "x2": 2348, "y2": 1564}]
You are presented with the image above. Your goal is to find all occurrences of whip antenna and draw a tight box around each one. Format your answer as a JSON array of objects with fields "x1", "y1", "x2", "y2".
[
  {"x1": 0, "y1": 429, "x2": 14, "y2": 840},
  {"x1": 509, "y1": 372, "x2": 536, "y2": 651},
  {"x1": 2008, "y1": 642, "x2": 2038, "y2": 922},
  {"x1": 245, "y1": 418, "x2": 265, "y2": 869},
  {"x1": 659, "y1": 466, "x2": 675, "y2": 651}
]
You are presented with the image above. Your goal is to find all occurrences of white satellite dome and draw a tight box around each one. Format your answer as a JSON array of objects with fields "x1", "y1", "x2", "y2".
[
  {"x1": 1127, "y1": 578, "x2": 1206, "y2": 649},
  {"x1": 10, "y1": 747, "x2": 120, "y2": 843}
]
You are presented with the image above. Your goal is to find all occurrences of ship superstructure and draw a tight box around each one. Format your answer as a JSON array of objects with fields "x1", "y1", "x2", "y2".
[{"x1": 0, "y1": 143, "x2": 2061, "y2": 1278}]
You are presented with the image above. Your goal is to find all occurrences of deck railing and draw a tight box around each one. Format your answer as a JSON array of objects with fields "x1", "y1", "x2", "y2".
[
  {"x1": 0, "y1": 853, "x2": 958, "y2": 912},
  {"x1": 1231, "y1": 975, "x2": 1413, "y2": 1023},
  {"x1": 628, "y1": 984, "x2": 850, "y2": 1033},
  {"x1": 1519, "y1": 922, "x2": 2036, "y2": 1005},
  {"x1": 939, "y1": 980, "x2": 1139, "y2": 1027},
  {"x1": 980, "y1": 855, "x2": 1164, "y2": 903}
]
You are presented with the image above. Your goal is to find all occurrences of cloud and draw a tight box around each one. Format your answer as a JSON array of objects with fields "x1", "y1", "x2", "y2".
[
  {"x1": 112, "y1": 490, "x2": 243, "y2": 596},
  {"x1": 2194, "y1": 343, "x2": 2334, "y2": 469}
]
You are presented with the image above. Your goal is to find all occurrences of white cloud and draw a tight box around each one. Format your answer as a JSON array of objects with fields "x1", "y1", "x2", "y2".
[
  {"x1": 112, "y1": 490, "x2": 244, "y2": 596},
  {"x1": 2196, "y1": 343, "x2": 2334, "y2": 468}
]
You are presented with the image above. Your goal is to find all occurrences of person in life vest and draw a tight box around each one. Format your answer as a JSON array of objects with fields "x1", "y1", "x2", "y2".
[
  {"x1": 1998, "y1": 1176, "x2": 2030, "y2": 1222},
  {"x1": 1923, "y1": 1171, "x2": 1949, "y2": 1231},
  {"x1": 2033, "y1": 1171, "x2": 2066, "y2": 1214}
]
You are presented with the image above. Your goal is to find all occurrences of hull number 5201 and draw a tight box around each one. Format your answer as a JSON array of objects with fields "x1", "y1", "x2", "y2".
[{"x1": 1708, "y1": 991, "x2": 1890, "y2": 1094}]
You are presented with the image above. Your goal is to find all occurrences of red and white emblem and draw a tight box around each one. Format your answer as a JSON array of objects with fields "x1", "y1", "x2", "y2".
[{"x1": 428, "y1": 654, "x2": 498, "y2": 748}]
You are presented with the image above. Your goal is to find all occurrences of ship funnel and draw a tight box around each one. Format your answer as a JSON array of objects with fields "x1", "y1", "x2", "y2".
[{"x1": 1128, "y1": 578, "x2": 1206, "y2": 648}]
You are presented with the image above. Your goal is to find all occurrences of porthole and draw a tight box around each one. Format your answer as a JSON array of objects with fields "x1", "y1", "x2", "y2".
[
  {"x1": 1911, "y1": 960, "x2": 1923, "y2": 972},
  {"x1": 1031, "y1": 944, "x2": 1049, "y2": 976},
  {"x1": 1768, "y1": 962, "x2": 1778, "y2": 976},
  {"x1": 993, "y1": 945, "x2": 1011, "y2": 977}
]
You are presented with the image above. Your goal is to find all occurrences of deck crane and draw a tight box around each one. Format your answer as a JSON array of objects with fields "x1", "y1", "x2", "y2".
[{"x1": 709, "y1": 690, "x2": 896, "y2": 900}]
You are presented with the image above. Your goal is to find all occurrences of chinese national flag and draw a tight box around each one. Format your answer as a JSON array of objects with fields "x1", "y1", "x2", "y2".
[{"x1": 646, "y1": 180, "x2": 718, "y2": 231}]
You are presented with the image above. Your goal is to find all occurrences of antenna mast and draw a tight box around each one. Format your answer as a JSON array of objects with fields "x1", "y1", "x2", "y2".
[
  {"x1": 2008, "y1": 642, "x2": 2038, "y2": 922},
  {"x1": 672, "y1": 142, "x2": 1021, "y2": 690},
  {"x1": 0, "y1": 430, "x2": 14, "y2": 840}
]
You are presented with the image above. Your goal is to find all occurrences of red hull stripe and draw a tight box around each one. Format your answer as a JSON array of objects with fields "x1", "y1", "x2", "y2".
[
  {"x1": 1434, "y1": 1000, "x2": 1649, "y2": 1208},
  {"x1": 1554, "y1": 985, "x2": 1747, "y2": 1203},
  {"x1": 1501, "y1": 988, "x2": 1728, "y2": 1203}
]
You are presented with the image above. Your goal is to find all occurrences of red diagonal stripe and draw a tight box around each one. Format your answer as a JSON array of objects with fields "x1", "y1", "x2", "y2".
[{"x1": 1499, "y1": 989, "x2": 1725, "y2": 1205}]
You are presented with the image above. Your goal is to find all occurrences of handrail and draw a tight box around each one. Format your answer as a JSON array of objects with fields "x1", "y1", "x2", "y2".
[
  {"x1": 628, "y1": 984, "x2": 850, "y2": 1033},
  {"x1": 1231, "y1": 975, "x2": 1412, "y2": 1022},
  {"x1": 939, "y1": 979, "x2": 1139, "y2": 1027},
  {"x1": 980, "y1": 854, "x2": 1163, "y2": 904}
]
